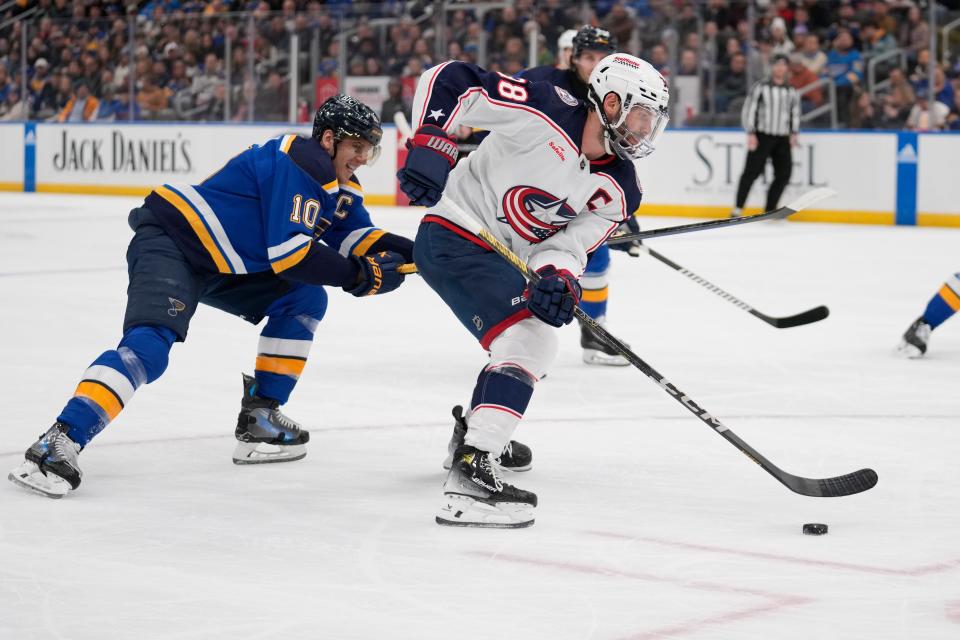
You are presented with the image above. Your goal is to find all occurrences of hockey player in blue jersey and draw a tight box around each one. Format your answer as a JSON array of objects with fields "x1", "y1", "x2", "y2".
[
  {"x1": 519, "y1": 26, "x2": 642, "y2": 366},
  {"x1": 398, "y1": 53, "x2": 669, "y2": 527},
  {"x1": 897, "y1": 273, "x2": 960, "y2": 357},
  {"x1": 9, "y1": 95, "x2": 414, "y2": 498}
]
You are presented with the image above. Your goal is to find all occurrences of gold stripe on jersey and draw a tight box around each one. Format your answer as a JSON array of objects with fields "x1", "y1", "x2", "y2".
[
  {"x1": 581, "y1": 286, "x2": 609, "y2": 303},
  {"x1": 352, "y1": 229, "x2": 385, "y2": 256},
  {"x1": 155, "y1": 186, "x2": 231, "y2": 274},
  {"x1": 340, "y1": 180, "x2": 363, "y2": 196},
  {"x1": 322, "y1": 179, "x2": 339, "y2": 194},
  {"x1": 271, "y1": 242, "x2": 312, "y2": 273},
  {"x1": 74, "y1": 381, "x2": 124, "y2": 421},
  {"x1": 280, "y1": 135, "x2": 296, "y2": 154},
  {"x1": 939, "y1": 284, "x2": 960, "y2": 311},
  {"x1": 255, "y1": 355, "x2": 307, "y2": 378}
]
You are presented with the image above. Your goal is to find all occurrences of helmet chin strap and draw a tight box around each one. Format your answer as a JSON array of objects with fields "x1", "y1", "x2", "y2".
[{"x1": 588, "y1": 86, "x2": 617, "y2": 157}]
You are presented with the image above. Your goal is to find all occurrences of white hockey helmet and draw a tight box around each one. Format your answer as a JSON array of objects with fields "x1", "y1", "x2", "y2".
[
  {"x1": 557, "y1": 29, "x2": 577, "y2": 52},
  {"x1": 587, "y1": 53, "x2": 669, "y2": 160}
]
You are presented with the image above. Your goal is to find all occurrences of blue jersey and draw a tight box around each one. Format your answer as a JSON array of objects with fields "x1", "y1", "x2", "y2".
[
  {"x1": 145, "y1": 134, "x2": 391, "y2": 284},
  {"x1": 516, "y1": 65, "x2": 587, "y2": 102}
]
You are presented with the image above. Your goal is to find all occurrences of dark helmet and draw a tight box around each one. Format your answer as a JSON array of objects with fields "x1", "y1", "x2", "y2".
[
  {"x1": 572, "y1": 26, "x2": 617, "y2": 58},
  {"x1": 312, "y1": 94, "x2": 383, "y2": 149}
]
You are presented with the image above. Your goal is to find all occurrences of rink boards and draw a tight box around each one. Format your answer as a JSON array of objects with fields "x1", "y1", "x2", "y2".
[{"x1": 0, "y1": 122, "x2": 957, "y2": 226}]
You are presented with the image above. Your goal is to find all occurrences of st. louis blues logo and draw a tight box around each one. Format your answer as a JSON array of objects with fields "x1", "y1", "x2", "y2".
[{"x1": 498, "y1": 186, "x2": 577, "y2": 243}]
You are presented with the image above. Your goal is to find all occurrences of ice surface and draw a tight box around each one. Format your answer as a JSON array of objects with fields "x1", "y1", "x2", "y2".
[{"x1": 1, "y1": 193, "x2": 958, "y2": 639}]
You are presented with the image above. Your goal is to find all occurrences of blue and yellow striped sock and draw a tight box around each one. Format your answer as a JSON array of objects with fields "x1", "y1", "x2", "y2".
[{"x1": 922, "y1": 274, "x2": 960, "y2": 330}]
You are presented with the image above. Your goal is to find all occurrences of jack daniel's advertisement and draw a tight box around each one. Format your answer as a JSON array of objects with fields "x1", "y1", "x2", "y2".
[{"x1": 51, "y1": 129, "x2": 192, "y2": 174}]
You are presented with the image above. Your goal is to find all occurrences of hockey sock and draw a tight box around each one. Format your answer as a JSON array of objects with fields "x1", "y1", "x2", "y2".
[
  {"x1": 57, "y1": 325, "x2": 177, "y2": 447},
  {"x1": 253, "y1": 298, "x2": 322, "y2": 404},
  {"x1": 464, "y1": 363, "x2": 536, "y2": 454},
  {"x1": 580, "y1": 245, "x2": 610, "y2": 320},
  {"x1": 921, "y1": 274, "x2": 960, "y2": 330}
]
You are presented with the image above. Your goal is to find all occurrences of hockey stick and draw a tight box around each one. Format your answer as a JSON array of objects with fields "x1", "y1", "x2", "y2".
[
  {"x1": 606, "y1": 187, "x2": 836, "y2": 244},
  {"x1": 436, "y1": 193, "x2": 877, "y2": 498},
  {"x1": 639, "y1": 246, "x2": 829, "y2": 329},
  {"x1": 393, "y1": 111, "x2": 413, "y2": 144}
]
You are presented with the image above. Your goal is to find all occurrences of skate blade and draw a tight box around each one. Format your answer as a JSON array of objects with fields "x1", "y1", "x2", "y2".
[
  {"x1": 435, "y1": 493, "x2": 535, "y2": 529},
  {"x1": 895, "y1": 341, "x2": 925, "y2": 359},
  {"x1": 7, "y1": 461, "x2": 70, "y2": 499},
  {"x1": 582, "y1": 348, "x2": 630, "y2": 367},
  {"x1": 232, "y1": 441, "x2": 307, "y2": 465}
]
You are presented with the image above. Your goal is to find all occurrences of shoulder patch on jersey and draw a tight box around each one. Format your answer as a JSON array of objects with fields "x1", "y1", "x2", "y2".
[
  {"x1": 286, "y1": 136, "x2": 337, "y2": 188},
  {"x1": 554, "y1": 85, "x2": 578, "y2": 106}
]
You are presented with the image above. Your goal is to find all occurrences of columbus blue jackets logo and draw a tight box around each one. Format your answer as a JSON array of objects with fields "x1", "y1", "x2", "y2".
[{"x1": 498, "y1": 186, "x2": 577, "y2": 243}]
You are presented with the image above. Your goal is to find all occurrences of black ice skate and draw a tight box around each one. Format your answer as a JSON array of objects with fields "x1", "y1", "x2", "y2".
[
  {"x1": 437, "y1": 445, "x2": 537, "y2": 528},
  {"x1": 233, "y1": 374, "x2": 310, "y2": 464},
  {"x1": 8, "y1": 422, "x2": 82, "y2": 498},
  {"x1": 580, "y1": 319, "x2": 629, "y2": 366},
  {"x1": 897, "y1": 317, "x2": 932, "y2": 358},
  {"x1": 442, "y1": 405, "x2": 532, "y2": 472}
]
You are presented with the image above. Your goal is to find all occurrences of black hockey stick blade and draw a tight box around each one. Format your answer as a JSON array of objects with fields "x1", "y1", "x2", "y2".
[
  {"x1": 643, "y1": 247, "x2": 830, "y2": 329},
  {"x1": 607, "y1": 187, "x2": 837, "y2": 244},
  {"x1": 754, "y1": 304, "x2": 830, "y2": 328},
  {"x1": 782, "y1": 467, "x2": 879, "y2": 497}
]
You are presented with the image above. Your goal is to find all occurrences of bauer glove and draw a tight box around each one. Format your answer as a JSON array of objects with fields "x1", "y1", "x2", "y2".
[
  {"x1": 345, "y1": 251, "x2": 406, "y2": 297},
  {"x1": 396, "y1": 125, "x2": 458, "y2": 207},
  {"x1": 526, "y1": 265, "x2": 581, "y2": 327}
]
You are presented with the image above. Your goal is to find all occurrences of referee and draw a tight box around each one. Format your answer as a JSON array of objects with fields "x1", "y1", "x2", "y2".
[{"x1": 731, "y1": 54, "x2": 801, "y2": 217}]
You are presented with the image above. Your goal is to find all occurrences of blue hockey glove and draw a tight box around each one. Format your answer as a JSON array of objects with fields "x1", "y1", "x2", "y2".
[
  {"x1": 526, "y1": 266, "x2": 581, "y2": 328},
  {"x1": 609, "y1": 215, "x2": 642, "y2": 257},
  {"x1": 345, "y1": 251, "x2": 406, "y2": 297},
  {"x1": 396, "y1": 125, "x2": 459, "y2": 207}
]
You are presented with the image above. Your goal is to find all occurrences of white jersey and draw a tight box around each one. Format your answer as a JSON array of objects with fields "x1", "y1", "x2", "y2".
[{"x1": 411, "y1": 61, "x2": 642, "y2": 277}]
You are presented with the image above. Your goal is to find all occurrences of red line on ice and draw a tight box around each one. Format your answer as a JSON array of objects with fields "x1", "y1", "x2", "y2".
[
  {"x1": 588, "y1": 530, "x2": 960, "y2": 577},
  {"x1": 466, "y1": 551, "x2": 811, "y2": 639}
]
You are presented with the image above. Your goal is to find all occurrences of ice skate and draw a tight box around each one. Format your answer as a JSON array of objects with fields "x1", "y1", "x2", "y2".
[
  {"x1": 897, "y1": 317, "x2": 931, "y2": 358},
  {"x1": 437, "y1": 445, "x2": 537, "y2": 528},
  {"x1": 233, "y1": 374, "x2": 309, "y2": 464},
  {"x1": 8, "y1": 422, "x2": 82, "y2": 498},
  {"x1": 442, "y1": 405, "x2": 532, "y2": 472},
  {"x1": 580, "y1": 319, "x2": 630, "y2": 366}
]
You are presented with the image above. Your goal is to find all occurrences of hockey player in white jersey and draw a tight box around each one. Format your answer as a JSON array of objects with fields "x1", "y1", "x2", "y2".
[{"x1": 398, "y1": 54, "x2": 669, "y2": 527}]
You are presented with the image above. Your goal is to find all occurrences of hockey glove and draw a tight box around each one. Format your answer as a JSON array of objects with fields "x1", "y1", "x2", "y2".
[
  {"x1": 609, "y1": 215, "x2": 642, "y2": 257},
  {"x1": 396, "y1": 125, "x2": 458, "y2": 207},
  {"x1": 345, "y1": 251, "x2": 406, "y2": 297},
  {"x1": 526, "y1": 266, "x2": 581, "y2": 328}
]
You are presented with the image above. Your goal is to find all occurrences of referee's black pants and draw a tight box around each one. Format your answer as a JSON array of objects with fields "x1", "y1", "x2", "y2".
[{"x1": 735, "y1": 133, "x2": 792, "y2": 212}]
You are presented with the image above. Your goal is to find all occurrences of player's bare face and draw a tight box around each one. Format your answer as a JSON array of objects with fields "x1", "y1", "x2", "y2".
[
  {"x1": 334, "y1": 138, "x2": 376, "y2": 182},
  {"x1": 574, "y1": 50, "x2": 606, "y2": 84}
]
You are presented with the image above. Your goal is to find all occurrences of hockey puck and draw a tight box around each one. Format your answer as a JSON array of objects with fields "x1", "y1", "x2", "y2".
[{"x1": 802, "y1": 523, "x2": 828, "y2": 535}]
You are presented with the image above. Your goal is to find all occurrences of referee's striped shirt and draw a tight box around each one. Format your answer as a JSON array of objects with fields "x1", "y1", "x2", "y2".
[{"x1": 741, "y1": 80, "x2": 801, "y2": 136}]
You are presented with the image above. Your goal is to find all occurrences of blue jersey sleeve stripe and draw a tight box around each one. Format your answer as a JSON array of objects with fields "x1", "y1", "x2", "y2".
[
  {"x1": 338, "y1": 227, "x2": 378, "y2": 257},
  {"x1": 267, "y1": 234, "x2": 313, "y2": 261}
]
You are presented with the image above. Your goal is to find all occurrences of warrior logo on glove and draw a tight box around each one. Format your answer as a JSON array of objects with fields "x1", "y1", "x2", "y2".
[{"x1": 497, "y1": 186, "x2": 577, "y2": 243}]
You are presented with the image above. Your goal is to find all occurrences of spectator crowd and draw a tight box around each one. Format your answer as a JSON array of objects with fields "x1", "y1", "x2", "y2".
[{"x1": 0, "y1": 0, "x2": 958, "y2": 130}]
